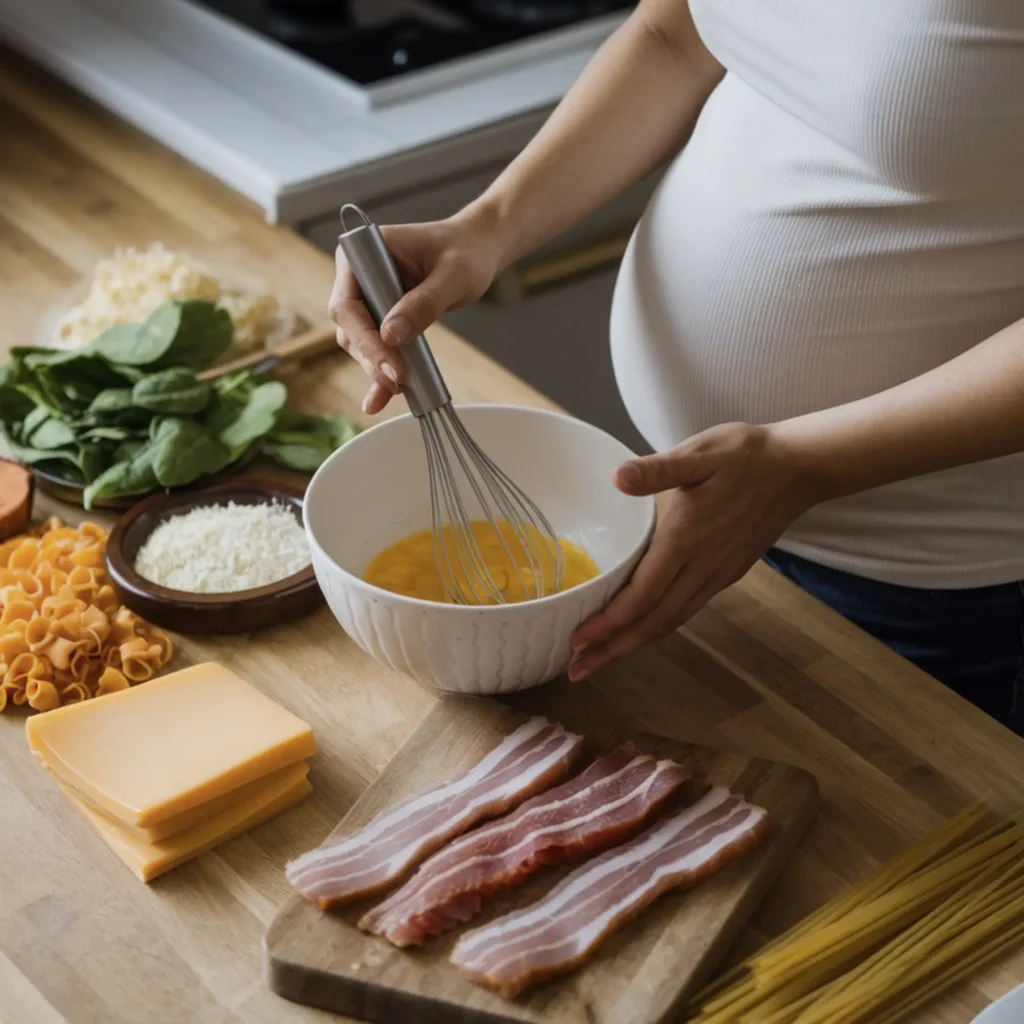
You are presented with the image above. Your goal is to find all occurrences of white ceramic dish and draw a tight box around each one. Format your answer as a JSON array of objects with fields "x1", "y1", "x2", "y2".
[
  {"x1": 973, "y1": 985, "x2": 1024, "y2": 1023},
  {"x1": 304, "y1": 404, "x2": 656, "y2": 695}
]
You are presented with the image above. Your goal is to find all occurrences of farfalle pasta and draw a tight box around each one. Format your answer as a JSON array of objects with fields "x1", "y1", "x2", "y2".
[{"x1": 0, "y1": 518, "x2": 173, "y2": 713}]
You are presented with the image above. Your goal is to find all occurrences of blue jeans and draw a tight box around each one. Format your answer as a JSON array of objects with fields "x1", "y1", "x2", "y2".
[{"x1": 763, "y1": 549, "x2": 1024, "y2": 737}]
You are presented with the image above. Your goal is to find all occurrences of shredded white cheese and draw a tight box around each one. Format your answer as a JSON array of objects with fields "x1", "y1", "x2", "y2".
[
  {"x1": 54, "y1": 243, "x2": 287, "y2": 354},
  {"x1": 134, "y1": 501, "x2": 311, "y2": 594}
]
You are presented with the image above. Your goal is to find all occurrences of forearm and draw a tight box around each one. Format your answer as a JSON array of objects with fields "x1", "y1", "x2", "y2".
[
  {"x1": 774, "y1": 316, "x2": 1024, "y2": 502},
  {"x1": 462, "y1": 0, "x2": 723, "y2": 269}
]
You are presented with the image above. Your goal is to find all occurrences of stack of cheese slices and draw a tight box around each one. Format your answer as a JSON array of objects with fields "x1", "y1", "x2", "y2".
[{"x1": 26, "y1": 662, "x2": 314, "y2": 881}]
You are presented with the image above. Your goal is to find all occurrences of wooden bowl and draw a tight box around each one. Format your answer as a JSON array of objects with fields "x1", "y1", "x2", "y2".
[{"x1": 105, "y1": 478, "x2": 323, "y2": 634}]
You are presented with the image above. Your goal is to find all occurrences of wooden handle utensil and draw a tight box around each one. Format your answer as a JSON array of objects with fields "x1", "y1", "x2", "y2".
[{"x1": 199, "y1": 323, "x2": 339, "y2": 381}]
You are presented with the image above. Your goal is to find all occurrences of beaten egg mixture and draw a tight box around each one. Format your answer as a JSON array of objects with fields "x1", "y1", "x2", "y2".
[{"x1": 364, "y1": 521, "x2": 600, "y2": 604}]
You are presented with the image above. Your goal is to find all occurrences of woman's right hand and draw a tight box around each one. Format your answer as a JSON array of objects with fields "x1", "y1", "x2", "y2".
[{"x1": 330, "y1": 209, "x2": 504, "y2": 415}]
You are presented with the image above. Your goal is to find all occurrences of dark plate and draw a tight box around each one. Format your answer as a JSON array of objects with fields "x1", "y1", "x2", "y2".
[
  {"x1": 104, "y1": 477, "x2": 323, "y2": 635},
  {"x1": 33, "y1": 443, "x2": 260, "y2": 511}
]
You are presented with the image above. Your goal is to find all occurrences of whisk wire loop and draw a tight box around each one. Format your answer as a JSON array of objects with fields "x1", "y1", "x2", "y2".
[
  {"x1": 435, "y1": 408, "x2": 540, "y2": 603},
  {"x1": 421, "y1": 415, "x2": 505, "y2": 605},
  {"x1": 447, "y1": 410, "x2": 566, "y2": 596}
]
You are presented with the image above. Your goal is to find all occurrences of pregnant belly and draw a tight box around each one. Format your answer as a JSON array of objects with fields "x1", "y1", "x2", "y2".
[{"x1": 610, "y1": 83, "x2": 1024, "y2": 452}]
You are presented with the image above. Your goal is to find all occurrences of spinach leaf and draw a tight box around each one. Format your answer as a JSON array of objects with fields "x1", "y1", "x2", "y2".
[
  {"x1": 92, "y1": 307, "x2": 184, "y2": 367},
  {"x1": 218, "y1": 380, "x2": 287, "y2": 457},
  {"x1": 23, "y1": 348, "x2": 98, "y2": 369},
  {"x1": 147, "y1": 416, "x2": 165, "y2": 443},
  {"x1": 4, "y1": 436, "x2": 82, "y2": 468},
  {"x1": 261, "y1": 440, "x2": 331, "y2": 472},
  {"x1": 203, "y1": 371, "x2": 257, "y2": 435},
  {"x1": 29, "y1": 418, "x2": 77, "y2": 450},
  {"x1": 325, "y1": 414, "x2": 359, "y2": 448},
  {"x1": 262, "y1": 411, "x2": 359, "y2": 472},
  {"x1": 16, "y1": 374, "x2": 73, "y2": 418},
  {"x1": 80, "y1": 425, "x2": 134, "y2": 443},
  {"x1": 11, "y1": 383, "x2": 52, "y2": 413},
  {"x1": 274, "y1": 411, "x2": 359, "y2": 444},
  {"x1": 19, "y1": 404, "x2": 52, "y2": 442},
  {"x1": 162, "y1": 300, "x2": 232, "y2": 370},
  {"x1": 89, "y1": 323, "x2": 148, "y2": 365},
  {"x1": 89, "y1": 301, "x2": 233, "y2": 371},
  {"x1": 83, "y1": 448, "x2": 158, "y2": 510},
  {"x1": 214, "y1": 369, "x2": 257, "y2": 399},
  {"x1": 88, "y1": 388, "x2": 135, "y2": 415},
  {"x1": 150, "y1": 418, "x2": 232, "y2": 488},
  {"x1": 36, "y1": 366, "x2": 82, "y2": 416},
  {"x1": 50, "y1": 355, "x2": 132, "y2": 403},
  {"x1": 150, "y1": 416, "x2": 176, "y2": 443},
  {"x1": 132, "y1": 368, "x2": 211, "y2": 414},
  {"x1": 60, "y1": 381, "x2": 99, "y2": 406},
  {"x1": 202, "y1": 393, "x2": 242, "y2": 437},
  {"x1": 77, "y1": 442, "x2": 109, "y2": 483},
  {"x1": 110, "y1": 363, "x2": 148, "y2": 384},
  {"x1": 8, "y1": 345, "x2": 50, "y2": 360},
  {"x1": 0, "y1": 369, "x2": 39, "y2": 427},
  {"x1": 114, "y1": 437, "x2": 147, "y2": 463}
]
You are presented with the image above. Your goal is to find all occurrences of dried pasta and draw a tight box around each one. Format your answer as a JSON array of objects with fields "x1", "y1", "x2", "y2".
[
  {"x1": 688, "y1": 804, "x2": 1024, "y2": 1024},
  {"x1": 0, "y1": 518, "x2": 174, "y2": 714}
]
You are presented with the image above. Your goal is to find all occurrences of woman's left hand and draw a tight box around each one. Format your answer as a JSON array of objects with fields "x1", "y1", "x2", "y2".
[{"x1": 568, "y1": 422, "x2": 820, "y2": 681}]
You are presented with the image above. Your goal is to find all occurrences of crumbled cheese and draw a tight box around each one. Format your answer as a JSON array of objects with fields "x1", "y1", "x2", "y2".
[
  {"x1": 134, "y1": 501, "x2": 311, "y2": 594},
  {"x1": 53, "y1": 243, "x2": 287, "y2": 354}
]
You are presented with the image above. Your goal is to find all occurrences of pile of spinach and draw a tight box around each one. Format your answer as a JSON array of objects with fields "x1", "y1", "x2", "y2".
[{"x1": 0, "y1": 300, "x2": 358, "y2": 509}]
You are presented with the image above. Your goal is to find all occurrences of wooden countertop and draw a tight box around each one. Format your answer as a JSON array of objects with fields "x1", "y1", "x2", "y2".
[{"x1": 1, "y1": 50, "x2": 1021, "y2": 1024}]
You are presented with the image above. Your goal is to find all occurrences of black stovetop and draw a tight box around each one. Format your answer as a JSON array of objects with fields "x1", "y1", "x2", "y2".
[{"x1": 194, "y1": 0, "x2": 633, "y2": 87}]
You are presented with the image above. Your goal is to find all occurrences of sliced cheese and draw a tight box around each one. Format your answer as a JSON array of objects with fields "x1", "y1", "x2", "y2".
[
  {"x1": 27, "y1": 662, "x2": 314, "y2": 827},
  {"x1": 56, "y1": 766, "x2": 312, "y2": 882},
  {"x1": 64, "y1": 761, "x2": 310, "y2": 843}
]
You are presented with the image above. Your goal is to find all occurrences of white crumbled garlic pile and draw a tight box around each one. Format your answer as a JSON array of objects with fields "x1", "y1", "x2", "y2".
[
  {"x1": 134, "y1": 501, "x2": 311, "y2": 594},
  {"x1": 54, "y1": 243, "x2": 285, "y2": 353}
]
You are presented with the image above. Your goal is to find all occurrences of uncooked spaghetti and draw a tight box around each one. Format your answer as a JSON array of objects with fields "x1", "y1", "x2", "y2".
[{"x1": 689, "y1": 803, "x2": 1024, "y2": 1023}]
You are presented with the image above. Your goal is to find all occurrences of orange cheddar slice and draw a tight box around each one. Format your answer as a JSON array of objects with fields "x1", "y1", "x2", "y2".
[
  {"x1": 27, "y1": 662, "x2": 314, "y2": 827},
  {"x1": 63, "y1": 761, "x2": 311, "y2": 843},
  {"x1": 56, "y1": 764, "x2": 312, "y2": 882}
]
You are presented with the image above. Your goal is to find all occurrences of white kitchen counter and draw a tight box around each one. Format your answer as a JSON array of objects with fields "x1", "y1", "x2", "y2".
[{"x1": 0, "y1": 0, "x2": 623, "y2": 224}]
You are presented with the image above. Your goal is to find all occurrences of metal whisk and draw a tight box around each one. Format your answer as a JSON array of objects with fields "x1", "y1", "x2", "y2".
[{"x1": 337, "y1": 204, "x2": 565, "y2": 605}]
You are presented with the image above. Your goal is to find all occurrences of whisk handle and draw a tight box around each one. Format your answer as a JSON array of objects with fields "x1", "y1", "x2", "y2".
[{"x1": 337, "y1": 204, "x2": 450, "y2": 417}]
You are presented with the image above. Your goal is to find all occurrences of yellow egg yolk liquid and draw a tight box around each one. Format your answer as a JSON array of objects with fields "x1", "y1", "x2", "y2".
[{"x1": 363, "y1": 520, "x2": 600, "y2": 604}]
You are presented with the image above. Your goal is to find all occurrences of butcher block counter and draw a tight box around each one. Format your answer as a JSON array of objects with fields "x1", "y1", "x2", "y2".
[{"x1": 1, "y1": 49, "x2": 1022, "y2": 1024}]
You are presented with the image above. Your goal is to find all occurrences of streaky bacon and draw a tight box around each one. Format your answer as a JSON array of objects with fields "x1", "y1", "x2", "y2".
[
  {"x1": 359, "y1": 747, "x2": 690, "y2": 946},
  {"x1": 286, "y1": 718, "x2": 583, "y2": 908},
  {"x1": 451, "y1": 785, "x2": 769, "y2": 997}
]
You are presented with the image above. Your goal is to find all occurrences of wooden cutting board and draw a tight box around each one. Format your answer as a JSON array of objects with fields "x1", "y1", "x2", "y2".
[{"x1": 265, "y1": 696, "x2": 818, "y2": 1024}]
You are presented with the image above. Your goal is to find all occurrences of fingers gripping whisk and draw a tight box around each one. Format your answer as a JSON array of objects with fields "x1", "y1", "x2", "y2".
[{"x1": 338, "y1": 205, "x2": 565, "y2": 605}]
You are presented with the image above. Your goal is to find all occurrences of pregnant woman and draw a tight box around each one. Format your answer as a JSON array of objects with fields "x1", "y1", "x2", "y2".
[{"x1": 331, "y1": 0, "x2": 1024, "y2": 735}]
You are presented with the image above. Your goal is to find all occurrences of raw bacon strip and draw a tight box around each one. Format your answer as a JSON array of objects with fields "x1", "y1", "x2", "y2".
[
  {"x1": 286, "y1": 718, "x2": 582, "y2": 908},
  {"x1": 452, "y1": 786, "x2": 768, "y2": 997},
  {"x1": 359, "y1": 748, "x2": 690, "y2": 946}
]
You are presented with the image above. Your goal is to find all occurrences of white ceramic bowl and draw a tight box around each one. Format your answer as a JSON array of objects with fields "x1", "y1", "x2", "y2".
[
  {"x1": 973, "y1": 986, "x2": 1024, "y2": 1023},
  {"x1": 304, "y1": 404, "x2": 656, "y2": 695}
]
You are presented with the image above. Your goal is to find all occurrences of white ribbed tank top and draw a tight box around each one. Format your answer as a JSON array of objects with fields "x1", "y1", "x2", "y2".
[{"x1": 610, "y1": 0, "x2": 1024, "y2": 588}]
